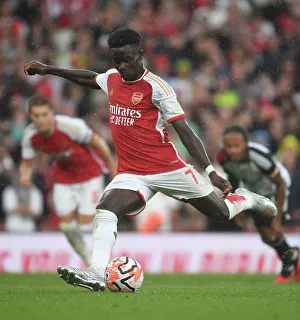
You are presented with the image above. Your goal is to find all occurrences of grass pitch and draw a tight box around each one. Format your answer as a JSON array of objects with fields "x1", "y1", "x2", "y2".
[{"x1": 0, "y1": 274, "x2": 299, "y2": 320}]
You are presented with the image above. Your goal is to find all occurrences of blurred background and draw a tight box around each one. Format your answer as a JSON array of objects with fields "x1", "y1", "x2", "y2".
[{"x1": 1, "y1": 0, "x2": 300, "y2": 234}]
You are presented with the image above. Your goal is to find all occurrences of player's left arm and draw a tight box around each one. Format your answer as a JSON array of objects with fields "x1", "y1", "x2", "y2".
[
  {"x1": 155, "y1": 86, "x2": 231, "y2": 198},
  {"x1": 172, "y1": 118, "x2": 232, "y2": 198},
  {"x1": 89, "y1": 133, "x2": 116, "y2": 180}
]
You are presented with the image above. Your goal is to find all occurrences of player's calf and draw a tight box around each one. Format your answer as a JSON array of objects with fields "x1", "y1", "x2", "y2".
[{"x1": 187, "y1": 191, "x2": 230, "y2": 221}]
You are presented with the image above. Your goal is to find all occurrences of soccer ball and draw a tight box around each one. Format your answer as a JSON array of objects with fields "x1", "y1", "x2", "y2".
[{"x1": 105, "y1": 256, "x2": 144, "y2": 292}]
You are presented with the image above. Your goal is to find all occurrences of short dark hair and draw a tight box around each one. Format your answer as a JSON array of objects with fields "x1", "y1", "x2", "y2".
[
  {"x1": 108, "y1": 28, "x2": 142, "y2": 49},
  {"x1": 27, "y1": 96, "x2": 51, "y2": 113},
  {"x1": 223, "y1": 125, "x2": 248, "y2": 141}
]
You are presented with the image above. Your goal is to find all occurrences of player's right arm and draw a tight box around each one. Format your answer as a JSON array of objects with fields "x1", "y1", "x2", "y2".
[{"x1": 24, "y1": 61, "x2": 100, "y2": 89}]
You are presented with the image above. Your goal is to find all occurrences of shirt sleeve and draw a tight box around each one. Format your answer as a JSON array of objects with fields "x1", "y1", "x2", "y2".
[
  {"x1": 56, "y1": 116, "x2": 93, "y2": 144},
  {"x1": 248, "y1": 145, "x2": 277, "y2": 175},
  {"x1": 148, "y1": 74, "x2": 185, "y2": 123},
  {"x1": 160, "y1": 94, "x2": 186, "y2": 123},
  {"x1": 21, "y1": 130, "x2": 37, "y2": 160},
  {"x1": 94, "y1": 68, "x2": 118, "y2": 94}
]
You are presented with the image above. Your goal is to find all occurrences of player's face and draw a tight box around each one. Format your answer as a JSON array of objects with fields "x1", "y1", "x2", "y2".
[
  {"x1": 109, "y1": 45, "x2": 143, "y2": 81},
  {"x1": 223, "y1": 133, "x2": 247, "y2": 161},
  {"x1": 30, "y1": 105, "x2": 54, "y2": 134}
]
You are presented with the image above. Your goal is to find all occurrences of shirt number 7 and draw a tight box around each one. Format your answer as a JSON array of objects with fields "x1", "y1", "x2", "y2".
[{"x1": 184, "y1": 169, "x2": 198, "y2": 185}]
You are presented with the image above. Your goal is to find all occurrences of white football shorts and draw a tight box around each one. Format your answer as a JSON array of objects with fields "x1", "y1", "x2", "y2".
[
  {"x1": 53, "y1": 176, "x2": 105, "y2": 217},
  {"x1": 103, "y1": 164, "x2": 214, "y2": 216}
]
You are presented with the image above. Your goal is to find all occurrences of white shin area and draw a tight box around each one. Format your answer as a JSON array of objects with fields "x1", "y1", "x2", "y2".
[
  {"x1": 224, "y1": 193, "x2": 254, "y2": 220},
  {"x1": 91, "y1": 209, "x2": 118, "y2": 278}
]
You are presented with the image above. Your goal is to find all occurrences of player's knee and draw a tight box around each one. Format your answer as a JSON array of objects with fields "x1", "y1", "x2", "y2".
[
  {"x1": 94, "y1": 208, "x2": 118, "y2": 226},
  {"x1": 96, "y1": 202, "x2": 105, "y2": 210},
  {"x1": 96, "y1": 202, "x2": 119, "y2": 216},
  {"x1": 96, "y1": 199, "x2": 125, "y2": 217}
]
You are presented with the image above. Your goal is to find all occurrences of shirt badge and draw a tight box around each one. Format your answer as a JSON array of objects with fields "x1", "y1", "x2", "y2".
[{"x1": 132, "y1": 92, "x2": 143, "y2": 105}]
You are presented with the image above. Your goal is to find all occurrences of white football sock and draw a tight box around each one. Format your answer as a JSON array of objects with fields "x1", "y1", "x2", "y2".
[
  {"x1": 91, "y1": 209, "x2": 118, "y2": 278},
  {"x1": 59, "y1": 220, "x2": 92, "y2": 265},
  {"x1": 225, "y1": 192, "x2": 254, "y2": 220}
]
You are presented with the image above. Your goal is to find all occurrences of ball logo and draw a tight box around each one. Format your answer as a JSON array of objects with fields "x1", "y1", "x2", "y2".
[{"x1": 132, "y1": 92, "x2": 143, "y2": 105}]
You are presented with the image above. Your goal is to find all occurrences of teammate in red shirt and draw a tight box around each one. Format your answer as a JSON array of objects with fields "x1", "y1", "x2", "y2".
[
  {"x1": 24, "y1": 28, "x2": 277, "y2": 291},
  {"x1": 20, "y1": 96, "x2": 115, "y2": 265}
]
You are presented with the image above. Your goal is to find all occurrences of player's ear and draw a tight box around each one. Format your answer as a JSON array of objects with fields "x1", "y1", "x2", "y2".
[{"x1": 138, "y1": 49, "x2": 144, "y2": 59}]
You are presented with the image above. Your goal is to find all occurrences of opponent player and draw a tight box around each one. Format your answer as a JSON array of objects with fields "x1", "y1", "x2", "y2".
[
  {"x1": 20, "y1": 96, "x2": 116, "y2": 265},
  {"x1": 24, "y1": 28, "x2": 277, "y2": 291},
  {"x1": 217, "y1": 125, "x2": 299, "y2": 283}
]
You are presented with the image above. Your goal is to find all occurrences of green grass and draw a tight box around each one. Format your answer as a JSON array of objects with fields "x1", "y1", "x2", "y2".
[{"x1": 0, "y1": 274, "x2": 300, "y2": 320}]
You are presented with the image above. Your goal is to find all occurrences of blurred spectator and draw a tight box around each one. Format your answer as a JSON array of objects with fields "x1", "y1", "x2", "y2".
[
  {"x1": 3, "y1": 183, "x2": 43, "y2": 232},
  {"x1": 0, "y1": 137, "x2": 15, "y2": 178}
]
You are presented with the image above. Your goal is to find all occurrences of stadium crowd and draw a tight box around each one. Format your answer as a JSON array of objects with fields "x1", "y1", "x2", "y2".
[{"x1": 1, "y1": 0, "x2": 300, "y2": 232}]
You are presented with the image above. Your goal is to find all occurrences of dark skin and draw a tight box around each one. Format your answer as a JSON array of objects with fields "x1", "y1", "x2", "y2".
[
  {"x1": 24, "y1": 44, "x2": 232, "y2": 221},
  {"x1": 223, "y1": 132, "x2": 286, "y2": 242}
]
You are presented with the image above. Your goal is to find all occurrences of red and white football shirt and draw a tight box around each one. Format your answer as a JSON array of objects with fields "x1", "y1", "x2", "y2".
[
  {"x1": 95, "y1": 68, "x2": 187, "y2": 175},
  {"x1": 21, "y1": 115, "x2": 107, "y2": 184}
]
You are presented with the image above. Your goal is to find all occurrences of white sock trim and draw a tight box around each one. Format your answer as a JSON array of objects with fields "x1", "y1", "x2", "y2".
[
  {"x1": 95, "y1": 209, "x2": 118, "y2": 224},
  {"x1": 79, "y1": 223, "x2": 93, "y2": 233},
  {"x1": 59, "y1": 219, "x2": 77, "y2": 231},
  {"x1": 225, "y1": 193, "x2": 254, "y2": 220}
]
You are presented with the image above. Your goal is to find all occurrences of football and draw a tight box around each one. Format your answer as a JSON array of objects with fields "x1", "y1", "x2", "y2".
[{"x1": 105, "y1": 256, "x2": 144, "y2": 292}]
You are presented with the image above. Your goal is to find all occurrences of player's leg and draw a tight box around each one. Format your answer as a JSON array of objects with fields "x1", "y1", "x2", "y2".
[
  {"x1": 91, "y1": 189, "x2": 146, "y2": 275},
  {"x1": 186, "y1": 188, "x2": 277, "y2": 221},
  {"x1": 53, "y1": 183, "x2": 91, "y2": 265},
  {"x1": 76, "y1": 176, "x2": 106, "y2": 232},
  {"x1": 152, "y1": 165, "x2": 277, "y2": 222},
  {"x1": 57, "y1": 174, "x2": 155, "y2": 291},
  {"x1": 67, "y1": 175, "x2": 107, "y2": 265},
  {"x1": 77, "y1": 176, "x2": 145, "y2": 278},
  {"x1": 58, "y1": 189, "x2": 145, "y2": 291},
  {"x1": 253, "y1": 215, "x2": 299, "y2": 283}
]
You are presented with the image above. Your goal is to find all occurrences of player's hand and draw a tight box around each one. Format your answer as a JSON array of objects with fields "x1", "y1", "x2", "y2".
[
  {"x1": 209, "y1": 172, "x2": 232, "y2": 200},
  {"x1": 19, "y1": 174, "x2": 31, "y2": 187},
  {"x1": 24, "y1": 61, "x2": 49, "y2": 76}
]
